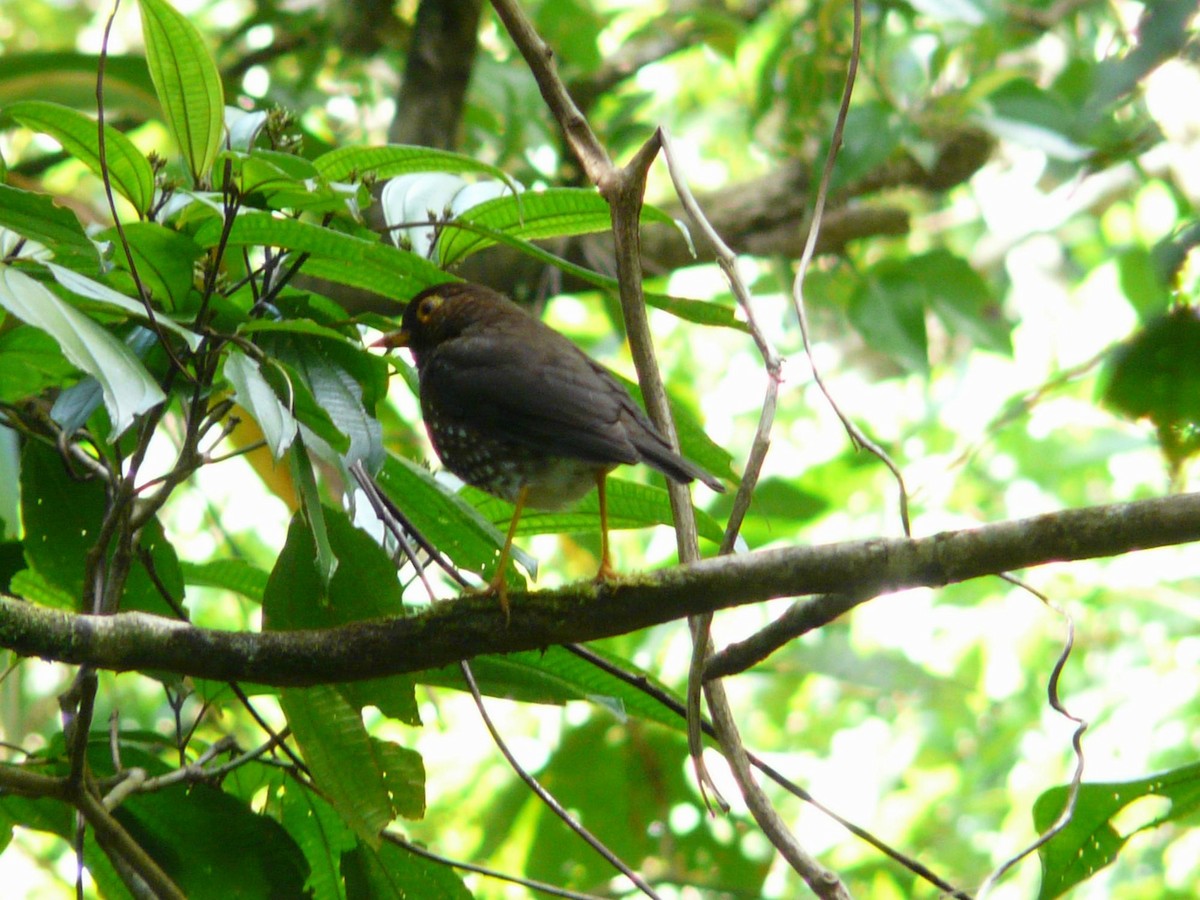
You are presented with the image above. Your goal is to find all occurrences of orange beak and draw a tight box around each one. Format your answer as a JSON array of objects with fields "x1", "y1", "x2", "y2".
[{"x1": 371, "y1": 329, "x2": 411, "y2": 350}]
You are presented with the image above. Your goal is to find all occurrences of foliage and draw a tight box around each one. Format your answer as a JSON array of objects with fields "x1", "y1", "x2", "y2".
[{"x1": 0, "y1": 0, "x2": 1197, "y2": 897}]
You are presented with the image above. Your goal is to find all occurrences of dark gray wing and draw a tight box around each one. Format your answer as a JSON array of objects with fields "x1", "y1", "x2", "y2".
[
  {"x1": 422, "y1": 324, "x2": 726, "y2": 491},
  {"x1": 420, "y1": 329, "x2": 641, "y2": 466}
]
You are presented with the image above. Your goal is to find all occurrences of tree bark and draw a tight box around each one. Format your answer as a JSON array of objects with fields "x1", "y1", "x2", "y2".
[{"x1": 4, "y1": 492, "x2": 1197, "y2": 685}]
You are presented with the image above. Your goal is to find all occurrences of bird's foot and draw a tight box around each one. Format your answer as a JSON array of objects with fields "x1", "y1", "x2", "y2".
[
  {"x1": 475, "y1": 572, "x2": 512, "y2": 625},
  {"x1": 594, "y1": 560, "x2": 618, "y2": 582}
]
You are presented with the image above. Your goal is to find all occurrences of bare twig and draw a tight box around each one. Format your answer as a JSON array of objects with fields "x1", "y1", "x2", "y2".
[
  {"x1": 704, "y1": 589, "x2": 873, "y2": 679},
  {"x1": 383, "y1": 831, "x2": 609, "y2": 899},
  {"x1": 706, "y1": 675, "x2": 853, "y2": 899},
  {"x1": 75, "y1": 784, "x2": 185, "y2": 900},
  {"x1": 459, "y1": 661, "x2": 662, "y2": 898},
  {"x1": 788, "y1": 0, "x2": 911, "y2": 538},
  {"x1": 489, "y1": 0, "x2": 743, "y2": 844},
  {"x1": 976, "y1": 575, "x2": 1087, "y2": 897},
  {"x1": 350, "y1": 460, "x2": 473, "y2": 594}
]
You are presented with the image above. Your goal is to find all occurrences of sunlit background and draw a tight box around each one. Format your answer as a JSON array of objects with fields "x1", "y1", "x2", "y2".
[{"x1": 1, "y1": 0, "x2": 1198, "y2": 896}]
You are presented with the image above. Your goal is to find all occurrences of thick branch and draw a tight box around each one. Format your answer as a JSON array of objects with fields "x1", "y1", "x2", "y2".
[
  {"x1": 2, "y1": 493, "x2": 1196, "y2": 685},
  {"x1": 389, "y1": 0, "x2": 484, "y2": 147}
]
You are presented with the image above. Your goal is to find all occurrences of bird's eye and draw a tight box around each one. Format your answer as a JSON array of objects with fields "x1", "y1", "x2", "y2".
[{"x1": 416, "y1": 294, "x2": 443, "y2": 324}]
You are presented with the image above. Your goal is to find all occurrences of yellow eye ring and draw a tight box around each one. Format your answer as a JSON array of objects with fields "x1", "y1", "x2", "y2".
[{"x1": 416, "y1": 294, "x2": 443, "y2": 323}]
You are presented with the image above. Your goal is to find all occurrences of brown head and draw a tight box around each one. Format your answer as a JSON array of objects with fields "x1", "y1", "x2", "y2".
[{"x1": 373, "y1": 282, "x2": 529, "y2": 369}]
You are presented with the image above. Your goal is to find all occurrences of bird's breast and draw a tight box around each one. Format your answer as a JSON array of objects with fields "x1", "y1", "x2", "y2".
[{"x1": 425, "y1": 414, "x2": 611, "y2": 509}]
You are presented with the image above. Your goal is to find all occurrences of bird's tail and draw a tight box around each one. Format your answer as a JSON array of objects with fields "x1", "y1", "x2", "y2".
[{"x1": 635, "y1": 437, "x2": 726, "y2": 493}]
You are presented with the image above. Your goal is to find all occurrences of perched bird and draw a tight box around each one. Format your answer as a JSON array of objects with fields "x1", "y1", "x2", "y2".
[{"x1": 375, "y1": 281, "x2": 725, "y2": 615}]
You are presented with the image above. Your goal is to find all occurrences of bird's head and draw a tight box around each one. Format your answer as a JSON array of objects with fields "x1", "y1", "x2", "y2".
[{"x1": 372, "y1": 282, "x2": 503, "y2": 363}]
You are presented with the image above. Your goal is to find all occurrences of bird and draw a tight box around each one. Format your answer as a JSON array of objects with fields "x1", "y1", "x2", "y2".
[{"x1": 374, "y1": 281, "x2": 725, "y2": 616}]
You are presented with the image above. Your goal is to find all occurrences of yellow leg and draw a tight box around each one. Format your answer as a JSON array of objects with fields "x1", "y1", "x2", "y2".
[
  {"x1": 595, "y1": 472, "x2": 616, "y2": 581},
  {"x1": 489, "y1": 485, "x2": 529, "y2": 621}
]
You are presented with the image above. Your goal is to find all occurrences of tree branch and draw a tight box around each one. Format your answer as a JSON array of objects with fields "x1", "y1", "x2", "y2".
[{"x1": 3, "y1": 493, "x2": 1196, "y2": 685}]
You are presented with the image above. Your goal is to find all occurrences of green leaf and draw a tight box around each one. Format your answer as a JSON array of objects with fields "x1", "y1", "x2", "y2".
[
  {"x1": 279, "y1": 786, "x2": 356, "y2": 900},
  {"x1": 118, "y1": 781, "x2": 310, "y2": 898},
  {"x1": 314, "y1": 143, "x2": 518, "y2": 189},
  {"x1": 223, "y1": 348, "x2": 298, "y2": 458},
  {"x1": 533, "y1": 0, "x2": 604, "y2": 68},
  {"x1": 0, "y1": 183, "x2": 99, "y2": 272},
  {"x1": 1152, "y1": 221, "x2": 1200, "y2": 288},
  {"x1": 338, "y1": 676, "x2": 421, "y2": 727},
  {"x1": 239, "y1": 318, "x2": 362, "y2": 345},
  {"x1": 829, "y1": 101, "x2": 902, "y2": 191},
  {"x1": 850, "y1": 259, "x2": 931, "y2": 375},
  {"x1": 45, "y1": 262, "x2": 201, "y2": 349},
  {"x1": 264, "y1": 508, "x2": 406, "y2": 628},
  {"x1": 1100, "y1": 308, "x2": 1200, "y2": 465},
  {"x1": 19, "y1": 442, "x2": 183, "y2": 616},
  {"x1": 0, "y1": 326, "x2": 74, "y2": 404},
  {"x1": 981, "y1": 79, "x2": 1088, "y2": 160},
  {"x1": 193, "y1": 210, "x2": 372, "y2": 255},
  {"x1": 0, "y1": 267, "x2": 165, "y2": 437},
  {"x1": 179, "y1": 558, "x2": 269, "y2": 603},
  {"x1": 0, "y1": 53, "x2": 157, "y2": 116},
  {"x1": 436, "y1": 188, "x2": 677, "y2": 266},
  {"x1": 194, "y1": 211, "x2": 452, "y2": 303},
  {"x1": 417, "y1": 644, "x2": 692, "y2": 731},
  {"x1": 374, "y1": 454, "x2": 534, "y2": 585},
  {"x1": 94, "y1": 220, "x2": 202, "y2": 312},
  {"x1": 850, "y1": 251, "x2": 1011, "y2": 373},
  {"x1": 137, "y1": 0, "x2": 224, "y2": 184},
  {"x1": 1034, "y1": 761, "x2": 1200, "y2": 899},
  {"x1": 6, "y1": 100, "x2": 155, "y2": 216},
  {"x1": 372, "y1": 738, "x2": 425, "y2": 821},
  {"x1": 911, "y1": 249, "x2": 1012, "y2": 354},
  {"x1": 1116, "y1": 247, "x2": 1172, "y2": 322},
  {"x1": 280, "y1": 685, "x2": 394, "y2": 845},
  {"x1": 85, "y1": 743, "x2": 310, "y2": 899},
  {"x1": 290, "y1": 440, "x2": 338, "y2": 585},
  {"x1": 465, "y1": 476, "x2": 725, "y2": 544},
  {"x1": 260, "y1": 332, "x2": 384, "y2": 466},
  {"x1": 644, "y1": 289, "x2": 747, "y2": 331},
  {"x1": 9, "y1": 568, "x2": 77, "y2": 610},
  {"x1": 342, "y1": 839, "x2": 472, "y2": 900},
  {"x1": 1101, "y1": 309, "x2": 1200, "y2": 426},
  {"x1": 231, "y1": 148, "x2": 319, "y2": 190},
  {"x1": 264, "y1": 508, "x2": 418, "y2": 724},
  {"x1": 488, "y1": 718, "x2": 769, "y2": 894},
  {"x1": 222, "y1": 148, "x2": 363, "y2": 215},
  {"x1": 260, "y1": 357, "x2": 353, "y2": 456}
]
